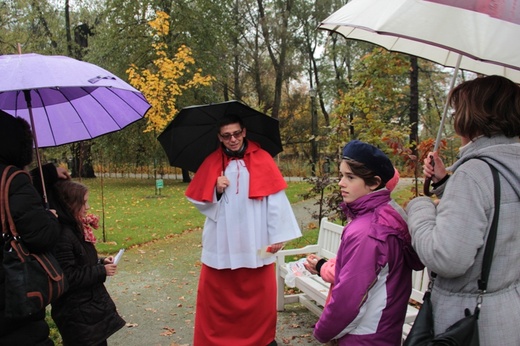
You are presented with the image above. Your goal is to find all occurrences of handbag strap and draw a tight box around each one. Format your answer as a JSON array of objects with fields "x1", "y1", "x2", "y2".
[
  {"x1": 1, "y1": 165, "x2": 30, "y2": 239},
  {"x1": 429, "y1": 161, "x2": 500, "y2": 294},
  {"x1": 478, "y1": 162, "x2": 500, "y2": 292},
  {"x1": 1, "y1": 166, "x2": 13, "y2": 237}
]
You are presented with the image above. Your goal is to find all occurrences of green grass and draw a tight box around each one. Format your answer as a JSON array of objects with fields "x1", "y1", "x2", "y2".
[
  {"x1": 45, "y1": 178, "x2": 311, "y2": 345},
  {"x1": 80, "y1": 178, "x2": 312, "y2": 254},
  {"x1": 76, "y1": 176, "x2": 414, "y2": 256}
]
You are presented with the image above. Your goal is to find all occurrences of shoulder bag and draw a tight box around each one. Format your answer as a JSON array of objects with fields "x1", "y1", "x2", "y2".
[
  {"x1": 404, "y1": 162, "x2": 500, "y2": 346},
  {"x1": 1, "y1": 166, "x2": 68, "y2": 319}
]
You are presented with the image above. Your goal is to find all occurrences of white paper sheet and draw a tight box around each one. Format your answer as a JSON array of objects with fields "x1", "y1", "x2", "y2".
[
  {"x1": 106, "y1": 249, "x2": 125, "y2": 284},
  {"x1": 114, "y1": 248, "x2": 125, "y2": 264}
]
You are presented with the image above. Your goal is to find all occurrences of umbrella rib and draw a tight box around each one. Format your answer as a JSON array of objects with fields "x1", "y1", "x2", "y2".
[
  {"x1": 13, "y1": 90, "x2": 20, "y2": 117},
  {"x1": 54, "y1": 86, "x2": 140, "y2": 139},
  {"x1": 43, "y1": 86, "x2": 96, "y2": 140},
  {"x1": 33, "y1": 89, "x2": 60, "y2": 146},
  {"x1": 93, "y1": 86, "x2": 149, "y2": 127}
]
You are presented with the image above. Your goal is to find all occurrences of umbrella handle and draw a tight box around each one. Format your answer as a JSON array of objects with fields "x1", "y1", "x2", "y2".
[
  {"x1": 423, "y1": 176, "x2": 434, "y2": 196},
  {"x1": 422, "y1": 155, "x2": 435, "y2": 197},
  {"x1": 423, "y1": 55, "x2": 460, "y2": 198}
]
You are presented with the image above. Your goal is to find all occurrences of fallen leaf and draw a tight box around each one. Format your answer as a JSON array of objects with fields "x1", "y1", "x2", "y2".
[{"x1": 160, "y1": 326, "x2": 176, "y2": 336}]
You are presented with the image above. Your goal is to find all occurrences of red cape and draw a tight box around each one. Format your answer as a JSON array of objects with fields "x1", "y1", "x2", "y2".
[{"x1": 185, "y1": 141, "x2": 287, "y2": 202}]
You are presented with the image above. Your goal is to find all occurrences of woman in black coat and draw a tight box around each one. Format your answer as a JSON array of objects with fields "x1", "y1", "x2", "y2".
[
  {"x1": 0, "y1": 111, "x2": 61, "y2": 345},
  {"x1": 50, "y1": 180, "x2": 125, "y2": 346}
]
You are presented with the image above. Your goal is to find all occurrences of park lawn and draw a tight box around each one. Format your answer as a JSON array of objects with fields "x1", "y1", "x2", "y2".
[
  {"x1": 81, "y1": 178, "x2": 311, "y2": 254},
  {"x1": 81, "y1": 177, "x2": 415, "y2": 255}
]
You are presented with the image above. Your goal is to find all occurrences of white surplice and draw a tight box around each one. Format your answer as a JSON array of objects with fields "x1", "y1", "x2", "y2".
[{"x1": 188, "y1": 158, "x2": 302, "y2": 270}]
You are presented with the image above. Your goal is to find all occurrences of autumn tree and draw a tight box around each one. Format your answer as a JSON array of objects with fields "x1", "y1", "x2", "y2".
[
  {"x1": 126, "y1": 11, "x2": 214, "y2": 181},
  {"x1": 330, "y1": 48, "x2": 411, "y2": 164}
]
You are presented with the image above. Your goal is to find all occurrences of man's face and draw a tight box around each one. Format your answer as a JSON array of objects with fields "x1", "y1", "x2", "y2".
[{"x1": 218, "y1": 123, "x2": 246, "y2": 152}]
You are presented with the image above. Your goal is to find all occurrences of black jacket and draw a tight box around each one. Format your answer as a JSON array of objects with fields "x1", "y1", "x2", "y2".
[
  {"x1": 51, "y1": 223, "x2": 125, "y2": 346},
  {"x1": 0, "y1": 164, "x2": 61, "y2": 343}
]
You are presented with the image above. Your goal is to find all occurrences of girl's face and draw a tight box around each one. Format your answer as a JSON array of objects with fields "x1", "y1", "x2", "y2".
[
  {"x1": 79, "y1": 192, "x2": 90, "y2": 219},
  {"x1": 338, "y1": 161, "x2": 378, "y2": 203}
]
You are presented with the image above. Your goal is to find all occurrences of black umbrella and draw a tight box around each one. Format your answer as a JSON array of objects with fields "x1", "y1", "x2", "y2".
[{"x1": 158, "y1": 100, "x2": 283, "y2": 172}]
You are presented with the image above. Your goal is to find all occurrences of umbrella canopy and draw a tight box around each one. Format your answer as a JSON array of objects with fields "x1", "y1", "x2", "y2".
[
  {"x1": 0, "y1": 52, "x2": 151, "y2": 207},
  {"x1": 0, "y1": 53, "x2": 151, "y2": 147},
  {"x1": 319, "y1": 0, "x2": 520, "y2": 83},
  {"x1": 158, "y1": 100, "x2": 283, "y2": 173},
  {"x1": 319, "y1": 0, "x2": 520, "y2": 194}
]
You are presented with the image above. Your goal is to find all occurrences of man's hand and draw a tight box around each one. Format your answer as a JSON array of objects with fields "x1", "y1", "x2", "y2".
[
  {"x1": 267, "y1": 242, "x2": 284, "y2": 254},
  {"x1": 216, "y1": 171, "x2": 230, "y2": 194}
]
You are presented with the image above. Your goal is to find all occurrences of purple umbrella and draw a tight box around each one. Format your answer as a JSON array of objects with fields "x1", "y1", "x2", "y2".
[
  {"x1": 0, "y1": 53, "x2": 151, "y2": 205},
  {"x1": 0, "y1": 53, "x2": 151, "y2": 147}
]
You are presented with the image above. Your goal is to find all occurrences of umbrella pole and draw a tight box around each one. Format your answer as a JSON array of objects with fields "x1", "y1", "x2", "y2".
[
  {"x1": 24, "y1": 90, "x2": 49, "y2": 209},
  {"x1": 424, "y1": 55, "x2": 462, "y2": 196}
]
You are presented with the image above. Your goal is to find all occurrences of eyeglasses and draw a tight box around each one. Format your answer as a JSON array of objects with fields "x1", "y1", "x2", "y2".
[{"x1": 219, "y1": 129, "x2": 243, "y2": 140}]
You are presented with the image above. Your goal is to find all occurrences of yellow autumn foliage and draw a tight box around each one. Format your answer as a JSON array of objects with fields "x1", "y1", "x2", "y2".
[{"x1": 126, "y1": 11, "x2": 214, "y2": 133}]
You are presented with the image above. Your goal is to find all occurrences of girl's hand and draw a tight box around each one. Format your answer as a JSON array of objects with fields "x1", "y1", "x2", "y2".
[
  {"x1": 105, "y1": 264, "x2": 117, "y2": 276},
  {"x1": 104, "y1": 256, "x2": 114, "y2": 264},
  {"x1": 304, "y1": 254, "x2": 321, "y2": 275}
]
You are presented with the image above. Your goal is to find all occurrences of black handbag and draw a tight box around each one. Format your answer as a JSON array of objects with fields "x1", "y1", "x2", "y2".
[
  {"x1": 1, "y1": 166, "x2": 68, "y2": 319},
  {"x1": 404, "y1": 162, "x2": 500, "y2": 346}
]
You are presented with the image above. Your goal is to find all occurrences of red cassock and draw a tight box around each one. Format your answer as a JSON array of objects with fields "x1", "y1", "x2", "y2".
[
  {"x1": 193, "y1": 264, "x2": 277, "y2": 346},
  {"x1": 188, "y1": 141, "x2": 287, "y2": 346}
]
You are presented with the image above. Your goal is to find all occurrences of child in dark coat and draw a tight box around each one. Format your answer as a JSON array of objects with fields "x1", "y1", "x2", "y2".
[{"x1": 50, "y1": 180, "x2": 125, "y2": 346}]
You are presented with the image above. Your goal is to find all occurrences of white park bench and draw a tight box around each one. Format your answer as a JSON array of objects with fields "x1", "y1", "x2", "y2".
[
  {"x1": 403, "y1": 268, "x2": 430, "y2": 340},
  {"x1": 275, "y1": 216, "x2": 429, "y2": 341},
  {"x1": 275, "y1": 217, "x2": 342, "y2": 316}
]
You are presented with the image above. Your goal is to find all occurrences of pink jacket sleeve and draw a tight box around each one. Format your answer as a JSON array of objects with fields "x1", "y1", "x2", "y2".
[{"x1": 320, "y1": 257, "x2": 336, "y2": 284}]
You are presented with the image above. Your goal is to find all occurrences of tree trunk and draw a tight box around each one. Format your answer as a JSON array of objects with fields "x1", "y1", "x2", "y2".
[
  {"x1": 182, "y1": 169, "x2": 191, "y2": 183},
  {"x1": 409, "y1": 56, "x2": 419, "y2": 154},
  {"x1": 70, "y1": 142, "x2": 96, "y2": 178},
  {"x1": 68, "y1": 22, "x2": 95, "y2": 178}
]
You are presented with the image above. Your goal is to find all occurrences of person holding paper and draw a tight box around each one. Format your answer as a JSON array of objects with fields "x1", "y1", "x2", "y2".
[
  {"x1": 185, "y1": 114, "x2": 302, "y2": 346},
  {"x1": 50, "y1": 180, "x2": 125, "y2": 346}
]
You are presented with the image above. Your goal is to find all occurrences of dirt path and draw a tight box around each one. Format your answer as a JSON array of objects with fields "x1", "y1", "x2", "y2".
[
  {"x1": 107, "y1": 179, "x2": 416, "y2": 345},
  {"x1": 107, "y1": 200, "x2": 322, "y2": 346}
]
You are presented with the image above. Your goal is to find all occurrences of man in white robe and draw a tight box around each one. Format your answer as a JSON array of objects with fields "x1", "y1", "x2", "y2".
[{"x1": 186, "y1": 114, "x2": 301, "y2": 346}]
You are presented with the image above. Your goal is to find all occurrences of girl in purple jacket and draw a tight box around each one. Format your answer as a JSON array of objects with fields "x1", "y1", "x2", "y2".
[{"x1": 313, "y1": 140, "x2": 423, "y2": 346}]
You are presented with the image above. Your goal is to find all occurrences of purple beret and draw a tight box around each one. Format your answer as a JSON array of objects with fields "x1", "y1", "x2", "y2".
[{"x1": 342, "y1": 140, "x2": 394, "y2": 184}]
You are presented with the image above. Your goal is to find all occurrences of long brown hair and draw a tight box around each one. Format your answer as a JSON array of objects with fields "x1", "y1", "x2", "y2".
[
  {"x1": 449, "y1": 75, "x2": 520, "y2": 140},
  {"x1": 54, "y1": 180, "x2": 88, "y2": 228}
]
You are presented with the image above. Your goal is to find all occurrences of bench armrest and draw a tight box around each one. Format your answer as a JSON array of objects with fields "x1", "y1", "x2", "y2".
[{"x1": 276, "y1": 244, "x2": 320, "y2": 259}]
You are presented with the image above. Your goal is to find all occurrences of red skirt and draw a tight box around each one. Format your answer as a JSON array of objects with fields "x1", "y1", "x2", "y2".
[{"x1": 193, "y1": 264, "x2": 276, "y2": 346}]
